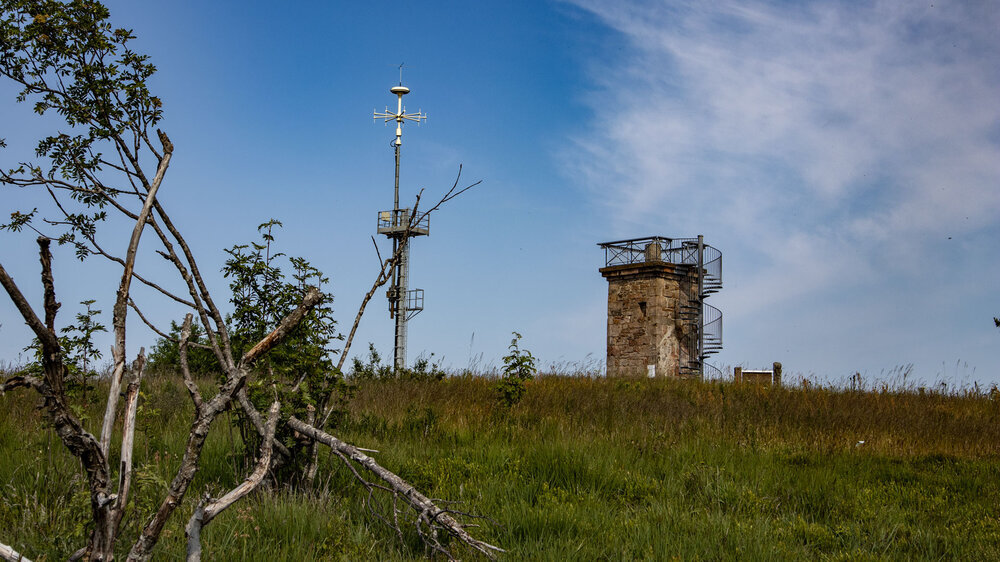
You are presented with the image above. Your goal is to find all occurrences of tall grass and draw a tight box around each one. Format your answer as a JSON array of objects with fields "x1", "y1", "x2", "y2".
[{"x1": 2, "y1": 371, "x2": 998, "y2": 559}]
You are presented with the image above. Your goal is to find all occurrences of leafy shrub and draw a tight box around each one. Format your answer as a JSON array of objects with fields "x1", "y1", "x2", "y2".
[
  {"x1": 495, "y1": 332, "x2": 537, "y2": 408},
  {"x1": 221, "y1": 220, "x2": 349, "y2": 480}
]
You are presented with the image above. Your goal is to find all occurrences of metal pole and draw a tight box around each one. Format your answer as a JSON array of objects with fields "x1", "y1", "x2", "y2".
[
  {"x1": 392, "y1": 91, "x2": 404, "y2": 373},
  {"x1": 393, "y1": 128, "x2": 401, "y2": 212},
  {"x1": 374, "y1": 80, "x2": 426, "y2": 375},
  {"x1": 393, "y1": 238, "x2": 410, "y2": 372},
  {"x1": 697, "y1": 235, "x2": 705, "y2": 377},
  {"x1": 390, "y1": 142, "x2": 400, "y2": 318},
  {"x1": 392, "y1": 128, "x2": 404, "y2": 372}
]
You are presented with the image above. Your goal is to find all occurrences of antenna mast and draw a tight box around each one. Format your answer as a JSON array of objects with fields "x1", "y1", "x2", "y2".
[{"x1": 373, "y1": 68, "x2": 428, "y2": 373}]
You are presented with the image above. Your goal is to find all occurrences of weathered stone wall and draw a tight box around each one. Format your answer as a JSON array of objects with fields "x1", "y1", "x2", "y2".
[{"x1": 601, "y1": 262, "x2": 699, "y2": 378}]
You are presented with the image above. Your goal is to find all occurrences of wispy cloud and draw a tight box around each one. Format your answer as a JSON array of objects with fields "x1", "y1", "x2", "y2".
[
  {"x1": 566, "y1": 0, "x2": 999, "y2": 309},
  {"x1": 563, "y1": 0, "x2": 1000, "y2": 376}
]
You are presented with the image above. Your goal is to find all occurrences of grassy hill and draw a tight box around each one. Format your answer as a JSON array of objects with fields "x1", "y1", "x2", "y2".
[{"x1": 2, "y1": 373, "x2": 999, "y2": 560}]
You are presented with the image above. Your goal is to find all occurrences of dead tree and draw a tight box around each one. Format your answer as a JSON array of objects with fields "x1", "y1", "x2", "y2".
[{"x1": 0, "y1": 1, "x2": 499, "y2": 559}]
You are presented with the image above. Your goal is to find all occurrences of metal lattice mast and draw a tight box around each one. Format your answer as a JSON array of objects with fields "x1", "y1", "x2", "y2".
[{"x1": 373, "y1": 70, "x2": 427, "y2": 372}]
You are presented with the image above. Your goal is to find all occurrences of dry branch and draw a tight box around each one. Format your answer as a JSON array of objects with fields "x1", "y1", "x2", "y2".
[
  {"x1": 0, "y1": 242, "x2": 117, "y2": 558},
  {"x1": 238, "y1": 286, "x2": 322, "y2": 368},
  {"x1": 235, "y1": 387, "x2": 291, "y2": 459},
  {"x1": 128, "y1": 288, "x2": 324, "y2": 561},
  {"x1": 185, "y1": 401, "x2": 280, "y2": 561},
  {"x1": 0, "y1": 258, "x2": 54, "y2": 351},
  {"x1": 112, "y1": 351, "x2": 146, "y2": 534},
  {"x1": 287, "y1": 417, "x2": 504, "y2": 559},
  {"x1": 128, "y1": 299, "x2": 212, "y2": 351},
  {"x1": 101, "y1": 147, "x2": 170, "y2": 457},
  {"x1": 0, "y1": 541, "x2": 31, "y2": 562},
  {"x1": 177, "y1": 314, "x2": 203, "y2": 410},
  {"x1": 0, "y1": 374, "x2": 39, "y2": 394}
]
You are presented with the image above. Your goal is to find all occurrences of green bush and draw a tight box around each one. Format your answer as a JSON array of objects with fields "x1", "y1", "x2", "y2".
[
  {"x1": 221, "y1": 220, "x2": 349, "y2": 480},
  {"x1": 494, "y1": 332, "x2": 537, "y2": 408}
]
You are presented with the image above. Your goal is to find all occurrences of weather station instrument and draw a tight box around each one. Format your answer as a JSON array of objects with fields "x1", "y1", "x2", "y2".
[{"x1": 373, "y1": 68, "x2": 428, "y2": 373}]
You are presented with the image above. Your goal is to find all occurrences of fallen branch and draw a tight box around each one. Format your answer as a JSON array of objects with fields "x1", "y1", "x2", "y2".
[
  {"x1": 0, "y1": 541, "x2": 31, "y2": 562},
  {"x1": 287, "y1": 417, "x2": 503, "y2": 559}
]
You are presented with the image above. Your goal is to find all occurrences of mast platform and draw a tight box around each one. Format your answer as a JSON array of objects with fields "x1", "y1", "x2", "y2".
[{"x1": 377, "y1": 209, "x2": 429, "y2": 237}]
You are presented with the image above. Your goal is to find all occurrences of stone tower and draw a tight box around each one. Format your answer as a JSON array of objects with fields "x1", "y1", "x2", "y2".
[{"x1": 598, "y1": 236, "x2": 723, "y2": 378}]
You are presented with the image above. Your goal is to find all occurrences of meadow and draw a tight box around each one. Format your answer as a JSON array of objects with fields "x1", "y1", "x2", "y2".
[{"x1": 2, "y1": 371, "x2": 999, "y2": 560}]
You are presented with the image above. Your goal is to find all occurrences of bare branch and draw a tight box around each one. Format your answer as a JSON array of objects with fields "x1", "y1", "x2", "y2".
[
  {"x1": 235, "y1": 388, "x2": 291, "y2": 459},
  {"x1": 43, "y1": 186, "x2": 198, "y2": 307},
  {"x1": 413, "y1": 165, "x2": 481, "y2": 225},
  {"x1": 127, "y1": 299, "x2": 210, "y2": 351},
  {"x1": 371, "y1": 235, "x2": 384, "y2": 265},
  {"x1": 178, "y1": 314, "x2": 203, "y2": 411},
  {"x1": 100, "y1": 141, "x2": 172, "y2": 457},
  {"x1": 0, "y1": 239, "x2": 67, "y2": 396},
  {"x1": 0, "y1": 541, "x2": 32, "y2": 562},
  {"x1": 1, "y1": 374, "x2": 41, "y2": 394},
  {"x1": 112, "y1": 350, "x2": 146, "y2": 534},
  {"x1": 39, "y1": 239, "x2": 59, "y2": 335},
  {"x1": 39, "y1": 183, "x2": 194, "y2": 308},
  {"x1": 142, "y1": 218, "x2": 233, "y2": 370},
  {"x1": 185, "y1": 401, "x2": 280, "y2": 561},
  {"x1": 238, "y1": 286, "x2": 322, "y2": 369},
  {"x1": 0, "y1": 259, "x2": 56, "y2": 352},
  {"x1": 302, "y1": 405, "x2": 320, "y2": 487},
  {"x1": 0, "y1": 249, "x2": 113, "y2": 559},
  {"x1": 334, "y1": 256, "x2": 394, "y2": 376},
  {"x1": 147, "y1": 198, "x2": 235, "y2": 370}
]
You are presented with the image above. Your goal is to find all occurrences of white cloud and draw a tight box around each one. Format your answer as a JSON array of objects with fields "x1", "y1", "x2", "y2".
[{"x1": 562, "y1": 0, "x2": 1000, "y2": 378}]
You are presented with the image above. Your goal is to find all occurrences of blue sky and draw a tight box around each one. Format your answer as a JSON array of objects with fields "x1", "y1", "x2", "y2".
[{"x1": 1, "y1": 0, "x2": 998, "y2": 386}]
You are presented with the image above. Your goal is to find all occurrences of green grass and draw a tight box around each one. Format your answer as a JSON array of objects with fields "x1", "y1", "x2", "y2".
[{"x1": 2, "y1": 373, "x2": 999, "y2": 560}]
